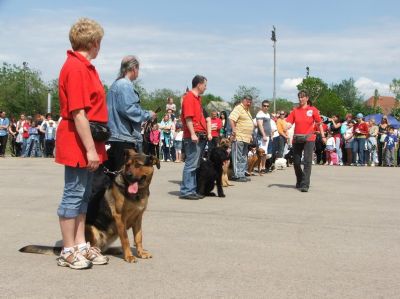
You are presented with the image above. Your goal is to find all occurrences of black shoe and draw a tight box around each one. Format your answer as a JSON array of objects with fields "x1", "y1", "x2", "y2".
[
  {"x1": 245, "y1": 177, "x2": 251, "y2": 182},
  {"x1": 296, "y1": 183, "x2": 301, "y2": 189},
  {"x1": 300, "y1": 187, "x2": 309, "y2": 192},
  {"x1": 231, "y1": 177, "x2": 248, "y2": 182},
  {"x1": 179, "y1": 193, "x2": 203, "y2": 200}
]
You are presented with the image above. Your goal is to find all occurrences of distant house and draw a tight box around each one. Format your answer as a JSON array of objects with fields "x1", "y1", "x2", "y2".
[
  {"x1": 365, "y1": 96, "x2": 398, "y2": 114},
  {"x1": 206, "y1": 101, "x2": 232, "y2": 113}
]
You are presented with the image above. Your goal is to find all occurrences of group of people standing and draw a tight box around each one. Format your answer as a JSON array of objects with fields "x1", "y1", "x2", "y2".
[
  {"x1": 315, "y1": 113, "x2": 399, "y2": 167},
  {"x1": 0, "y1": 112, "x2": 56, "y2": 158}
]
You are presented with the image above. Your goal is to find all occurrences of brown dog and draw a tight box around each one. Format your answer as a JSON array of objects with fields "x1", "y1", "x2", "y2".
[
  {"x1": 219, "y1": 137, "x2": 234, "y2": 187},
  {"x1": 247, "y1": 148, "x2": 266, "y2": 176},
  {"x1": 20, "y1": 149, "x2": 160, "y2": 263}
]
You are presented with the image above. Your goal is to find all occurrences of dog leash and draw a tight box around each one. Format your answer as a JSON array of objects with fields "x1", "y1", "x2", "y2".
[{"x1": 102, "y1": 166, "x2": 123, "y2": 176}]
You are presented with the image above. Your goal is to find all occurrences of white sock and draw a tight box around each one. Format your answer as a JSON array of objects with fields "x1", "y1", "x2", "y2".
[
  {"x1": 62, "y1": 246, "x2": 74, "y2": 254},
  {"x1": 77, "y1": 242, "x2": 88, "y2": 252}
]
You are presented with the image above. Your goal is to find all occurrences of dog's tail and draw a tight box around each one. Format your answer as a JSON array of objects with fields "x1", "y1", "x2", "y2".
[{"x1": 19, "y1": 245, "x2": 61, "y2": 255}]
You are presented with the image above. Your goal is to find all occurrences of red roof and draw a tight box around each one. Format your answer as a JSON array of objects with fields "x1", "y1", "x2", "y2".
[{"x1": 365, "y1": 96, "x2": 398, "y2": 114}]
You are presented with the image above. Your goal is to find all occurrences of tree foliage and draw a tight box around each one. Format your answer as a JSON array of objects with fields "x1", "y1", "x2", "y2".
[
  {"x1": 0, "y1": 63, "x2": 49, "y2": 117},
  {"x1": 389, "y1": 78, "x2": 400, "y2": 100},
  {"x1": 331, "y1": 78, "x2": 363, "y2": 111},
  {"x1": 232, "y1": 85, "x2": 261, "y2": 105},
  {"x1": 275, "y1": 98, "x2": 295, "y2": 113},
  {"x1": 296, "y1": 76, "x2": 328, "y2": 103},
  {"x1": 314, "y1": 90, "x2": 347, "y2": 117}
]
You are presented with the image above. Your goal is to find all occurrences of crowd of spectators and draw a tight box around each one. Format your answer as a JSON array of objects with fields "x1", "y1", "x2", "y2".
[
  {"x1": 0, "y1": 111, "x2": 56, "y2": 158},
  {"x1": 1, "y1": 103, "x2": 399, "y2": 168}
]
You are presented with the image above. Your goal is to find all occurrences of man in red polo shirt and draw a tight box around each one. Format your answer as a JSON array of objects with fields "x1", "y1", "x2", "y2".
[
  {"x1": 179, "y1": 75, "x2": 208, "y2": 200},
  {"x1": 286, "y1": 90, "x2": 325, "y2": 192}
]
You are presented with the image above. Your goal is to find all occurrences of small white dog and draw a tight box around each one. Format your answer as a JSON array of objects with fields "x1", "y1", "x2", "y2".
[{"x1": 274, "y1": 158, "x2": 287, "y2": 170}]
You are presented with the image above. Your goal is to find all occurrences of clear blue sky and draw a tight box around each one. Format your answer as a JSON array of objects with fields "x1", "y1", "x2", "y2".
[{"x1": 0, "y1": 0, "x2": 399, "y2": 101}]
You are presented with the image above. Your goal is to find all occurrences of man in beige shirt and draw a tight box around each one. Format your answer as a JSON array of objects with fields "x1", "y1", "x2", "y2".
[{"x1": 229, "y1": 96, "x2": 254, "y2": 182}]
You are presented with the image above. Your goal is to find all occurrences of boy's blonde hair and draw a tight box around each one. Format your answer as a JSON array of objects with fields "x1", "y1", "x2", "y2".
[{"x1": 69, "y1": 18, "x2": 104, "y2": 51}]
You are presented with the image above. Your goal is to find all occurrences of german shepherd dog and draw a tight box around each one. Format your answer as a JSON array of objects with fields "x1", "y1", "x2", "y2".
[
  {"x1": 219, "y1": 138, "x2": 234, "y2": 187},
  {"x1": 247, "y1": 148, "x2": 266, "y2": 175},
  {"x1": 20, "y1": 149, "x2": 160, "y2": 263}
]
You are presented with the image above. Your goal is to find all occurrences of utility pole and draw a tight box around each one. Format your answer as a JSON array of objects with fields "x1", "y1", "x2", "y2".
[
  {"x1": 271, "y1": 26, "x2": 277, "y2": 114},
  {"x1": 23, "y1": 61, "x2": 28, "y2": 113}
]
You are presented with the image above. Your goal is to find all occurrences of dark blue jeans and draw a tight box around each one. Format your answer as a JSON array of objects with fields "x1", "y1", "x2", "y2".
[{"x1": 352, "y1": 138, "x2": 366, "y2": 164}]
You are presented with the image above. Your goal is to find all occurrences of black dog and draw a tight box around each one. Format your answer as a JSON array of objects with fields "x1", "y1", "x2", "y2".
[
  {"x1": 196, "y1": 147, "x2": 229, "y2": 197},
  {"x1": 284, "y1": 147, "x2": 294, "y2": 167}
]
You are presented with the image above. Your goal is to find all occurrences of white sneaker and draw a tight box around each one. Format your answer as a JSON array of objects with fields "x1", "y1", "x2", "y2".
[
  {"x1": 339, "y1": 162, "x2": 343, "y2": 166},
  {"x1": 370, "y1": 163, "x2": 375, "y2": 167},
  {"x1": 166, "y1": 159, "x2": 171, "y2": 162},
  {"x1": 329, "y1": 162, "x2": 333, "y2": 166},
  {"x1": 57, "y1": 247, "x2": 92, "y2": 270}
]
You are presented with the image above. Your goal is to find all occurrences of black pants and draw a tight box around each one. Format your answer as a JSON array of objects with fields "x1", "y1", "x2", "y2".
[
  {"x1": 45, "y1": 140, "x2": 55, "y2": 157},
  {"x1": 105, "y1": 141, "x2": 137, "y2": 172},
  {"x1": 0, "y1": 135, "x2": 8, "y2": 156},
  {"x1": 293, "y1": 141, "x2": 315, "y2": 188},
  {"x1": 314, "y1": 135, "x2": 326, "y2": 164},
  {"x1": 148, "y1": 143, "x2": 160, "y2": 159}
]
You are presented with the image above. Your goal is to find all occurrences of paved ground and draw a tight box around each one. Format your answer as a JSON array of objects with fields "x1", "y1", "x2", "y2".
[{"x1": 0, "y1": 157, "x2": 399, "y2": 298}]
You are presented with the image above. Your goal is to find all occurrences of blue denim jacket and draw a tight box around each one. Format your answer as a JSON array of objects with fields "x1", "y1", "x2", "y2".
[{"x1": 107, "y1": 78, "x2": 150, "y2": 143}]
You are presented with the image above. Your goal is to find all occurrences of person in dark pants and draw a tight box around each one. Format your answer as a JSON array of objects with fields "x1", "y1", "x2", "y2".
[
  {"x1": 105, "y1": 55, "x2": 155, "y2": 172},
  {"x1": 0, "y1": 111, "x2": 10, "y2": 157},
  {"x1": 286, "y1": 90, "x2": 325, "y2": 192}
]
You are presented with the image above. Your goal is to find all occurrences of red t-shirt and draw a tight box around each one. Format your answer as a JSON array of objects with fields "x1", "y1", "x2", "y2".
[
  {"x1": 55, "y1": 50, "x2": 108, "y2": 168},
  {"x1": 211, "y1": 117, "x2": 222, "y2": 137},
  {"x1": 286, "y1": 105, "x2": 322, "y2": 142},
  {"x1": 353, "y1": 122, "x2": 369, "y2": 137},
  {"x1": 181, "y1": 91, "x2": 207, "y2": 138}
]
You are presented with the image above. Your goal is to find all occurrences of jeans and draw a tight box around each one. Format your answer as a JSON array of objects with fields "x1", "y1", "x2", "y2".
[
  {"x1": 231, "y1": 141, "x2": 249, "y2": 179},
  {"x1": 334, "y1": 137, "x2": 342, "y2": 163},
  {"x1": 352, "y1": 138, "x2": 366, "y2": 164},
  {"x1": 385, "y1": 148, "x2": 395, "y2": 166},
  {"x1": 57, "y1": 166, "x2": 93, "y2": 218},
  {"x1": 366, "y1": 137, "x2": 378, "y2": 164},
  {"x1": 293, "y1": 141, "x2": 315, "y2": 188},
  {"x1": 277, "y1": 135, "x2": 286, "y2": 158},
  {"x1": 180, "y1": 138, "x2": 206, "y2": 196}
]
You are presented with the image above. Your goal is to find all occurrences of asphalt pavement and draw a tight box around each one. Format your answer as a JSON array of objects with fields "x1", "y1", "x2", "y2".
[{"x1": 0, "y1": 158, "x2": 399, "y2": 298}]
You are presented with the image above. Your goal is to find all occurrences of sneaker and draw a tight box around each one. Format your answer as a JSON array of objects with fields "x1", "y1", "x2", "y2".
[
  {"x1": 370, "y1": 163, "x2": 375, "y2": 167},
  {"x1": 179, "y1": 193, "x2": 203, "y2": 200},
  {"x1": 339, "y1": 162, "x2": 343, "y2": 166},
  {"x1": 81, "y1": 242, "x2": 109, "y2": 265},
  {"x1": 57, "y1": 247, "x2": 92, "y2": 270},
  {"x1": 329, "y1": 162, "x2": 333, "y2": 166},
  {"x1": 231, "y1": 177, "x2": 248, "y2": 182},
  {"x1": 245, "y1": 177, "x2": 251, "y2": 182},
  {"x1": 166, "y1": 159, "x2": 171, "y2": 162}
]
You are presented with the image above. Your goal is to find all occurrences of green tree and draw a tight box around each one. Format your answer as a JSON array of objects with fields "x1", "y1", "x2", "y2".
[
  {"x1": 296, "y1": 76, "x2": 328, "y2": 102},
  {"x1": 391, "y1": 107, "x2": 400, "y2": 119},
  {"x1": 142, "y1": 88, "x2": 181, "y2": 119},
  {"x1": 389, "y1": 78, "x2": 400, "y2": 100},
  {"x1": 331, "y1": 78, "x2": 363, "y2": 111},
  {"x1": 314, "y1": 90, "x2": 346, "y2": 117},
  {"x1": 0, "y1": 63, "x2": 49, "y2": 116},
  {"x1": 352, "y1": 102, "x2": 382, "y2": 116},
  {"x1": 275, "y1": 98, "x2": 294, "y2": 113},
  {"x1": 232, "y1": 85, "x2": 261, "y2": 105},
  {"x1": 201, "y1": 93, "x2": 223, "y2": 108}
]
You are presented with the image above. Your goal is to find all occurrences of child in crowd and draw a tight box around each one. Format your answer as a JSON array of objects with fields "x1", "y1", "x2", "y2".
[
  {"x1": 325, "y1": 132, "x2": 336, "y2": 165},
  {"x1": 166, "y1": 97, "x2": 176, "y2": 114},
  {"x1": 344, "y1": 120, "x2": 355, "y2": 165},
  {"x1": 174, "y1": 124, "x2": 183, "y2": 162},
  {"x1": 149, "y1": 123, "x2": 160, "y2": 159},
  {"x1": 24, "y1": 120, "x2": 41, "y2": 157},
  {"x1": 383, "y1": 126, "x2": 398, "y2": 167},
  {"x1": 44, "y1": 120, "x2": 56, "y2": 158}
]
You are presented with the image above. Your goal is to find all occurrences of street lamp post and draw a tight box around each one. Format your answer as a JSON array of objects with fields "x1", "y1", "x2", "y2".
[
  {"x1": 271, "y1": 26, "x2": 277, "y2": 114},
  {"x1": 47, "y1": 89, "x2": 52, "y2": 114},
  {"x1": 22, "y1": 61, "x2": 28, "y2": 113}
]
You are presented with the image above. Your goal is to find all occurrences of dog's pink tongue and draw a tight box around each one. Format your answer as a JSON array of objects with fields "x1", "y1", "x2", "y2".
[{"x1": 128, "y1": 182, "x2": 138, "y2": 194}]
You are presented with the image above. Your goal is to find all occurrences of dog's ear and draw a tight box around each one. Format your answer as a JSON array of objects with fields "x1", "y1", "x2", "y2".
[
  {"x1": 124, "y1": 149, "x2": 136, "y2": 163},
  {"x1": 146, "y1": 155, "x2": 160, "y2": 169}
]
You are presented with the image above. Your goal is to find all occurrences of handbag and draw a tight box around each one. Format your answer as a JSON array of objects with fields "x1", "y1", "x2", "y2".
[
  {"x1": 293, "y1": 134, "x2": 312, "y2": 143},
  {"x1": 89, "y1": 121, "x2": 111, "y2": 142}
]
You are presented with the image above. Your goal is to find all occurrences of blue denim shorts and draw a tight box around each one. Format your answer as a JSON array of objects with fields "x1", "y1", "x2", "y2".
[{"x1": 57, "y1": 166, "x2": 93, "y2": 218}]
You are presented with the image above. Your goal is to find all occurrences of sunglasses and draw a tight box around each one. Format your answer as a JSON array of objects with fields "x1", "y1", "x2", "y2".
[{"x1": 263, "y1": 105, "x2": 269, "y2": 107}]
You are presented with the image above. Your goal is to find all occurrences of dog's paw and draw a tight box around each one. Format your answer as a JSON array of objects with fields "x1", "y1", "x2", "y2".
[
  {"x1": 124, "y1": 255, "x2": 138, "y2": 263},
  {"x1": 137, "y1": 250, "x2": 153, "y2": 259}
]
